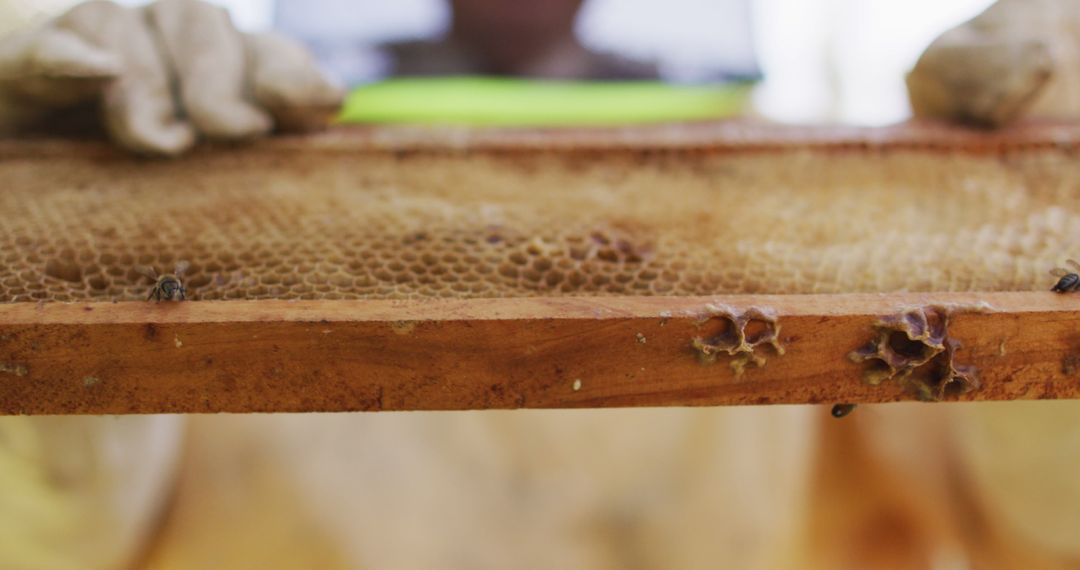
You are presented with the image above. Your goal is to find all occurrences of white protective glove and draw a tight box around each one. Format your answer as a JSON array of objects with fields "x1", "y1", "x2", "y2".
[
  {"x1": 0, "y1": 0, "x2": 343, "y2": 155},
  {"x1": 907, "y1": 0, "x2": 1080, "y2": 126},
  {"x1": 0, "y1": 415, "x2": 185, "y2": 570}
]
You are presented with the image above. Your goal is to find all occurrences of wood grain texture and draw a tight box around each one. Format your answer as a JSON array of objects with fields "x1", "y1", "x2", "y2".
[
  {"x1": 1, "y1": 292, "x2": 1078, "y2": 414},
  {"x1": 5, "y1": 119, "x2": 1080, "y2": 160}
]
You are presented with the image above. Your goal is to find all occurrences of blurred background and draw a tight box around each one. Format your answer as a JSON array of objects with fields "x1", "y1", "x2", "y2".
[{"x1": 2, "y1": 0, "x2": 995, "y2": 125}]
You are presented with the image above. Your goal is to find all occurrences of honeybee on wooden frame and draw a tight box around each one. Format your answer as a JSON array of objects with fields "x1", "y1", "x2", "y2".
[
  {"x1": 1050, "y1": 259, "x2": 1080, "y2": 293},
  {"x1": 136, "y1": 261, "x2": 190, "y2": 301},
  {"x1": 831, "y1": 403, "x2": 857, "y2": 418}
]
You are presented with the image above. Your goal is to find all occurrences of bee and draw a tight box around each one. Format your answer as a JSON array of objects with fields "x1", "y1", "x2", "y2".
[
  {"x1": 136, "y1": 260, "x2": 190, "y2": 301},
  {"x1": 1051, "y1": 259, "x2": 1080, "y2": 293},
  {"x1": 831, "y1": 403, "x2": 857, "y2": 418}
]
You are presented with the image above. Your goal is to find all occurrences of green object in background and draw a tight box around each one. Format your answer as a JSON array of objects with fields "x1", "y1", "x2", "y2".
[{"x1": 338, "y1": 77, "x2": 753, "y2": 126}]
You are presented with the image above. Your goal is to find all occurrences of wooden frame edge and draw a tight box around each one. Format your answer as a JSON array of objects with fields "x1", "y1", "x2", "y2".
[{"x1": 0, "y1": 292, "x2": 1077, "y2": 414}]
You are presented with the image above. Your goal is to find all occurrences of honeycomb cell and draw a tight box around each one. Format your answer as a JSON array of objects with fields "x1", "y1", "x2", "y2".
[
  {"x1": 1, "y1": 146, "x2": 1079, "y2": 302},
  {"x1": 692, "y1": 305, "x2": 784, "y2": 375},
  {"x1": 849, "y1": 306, "x2": 980, "y2": 401}
]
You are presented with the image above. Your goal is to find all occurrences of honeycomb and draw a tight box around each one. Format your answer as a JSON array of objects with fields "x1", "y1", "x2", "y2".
[
  {"x1": 2, "y1": 130, "x2": 1080, "y2": 302},
  {"x1": 691, "y1": 305, "x2": 783, "y2": 376},
  {"x1": 848, "y1": 306, "x2": 980, "y2": 401}
]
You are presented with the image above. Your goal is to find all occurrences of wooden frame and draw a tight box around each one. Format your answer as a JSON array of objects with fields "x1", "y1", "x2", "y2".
[
  {"x1": 1, "y1": 292, "x2": 1078, "y2": 414},
  {"x1": 5, "y1": 121, "x2": 1080, "y2": 414}
]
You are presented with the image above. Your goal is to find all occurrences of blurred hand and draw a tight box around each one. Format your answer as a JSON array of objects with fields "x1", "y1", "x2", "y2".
[
  {"x1": 0, "y1": 0, "x2": 343, "y2": 155},
  {"x1": 907, "y1": 0, "x2": 1080, "y2": 127}
]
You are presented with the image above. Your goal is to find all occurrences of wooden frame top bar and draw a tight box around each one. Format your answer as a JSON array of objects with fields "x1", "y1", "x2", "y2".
[
  {"x1": 1, "y1": 292, "x2": 1077, "y2": 414},
  {"x1": 5, "y1": 119, "x2": 1080, "y2": 159}
]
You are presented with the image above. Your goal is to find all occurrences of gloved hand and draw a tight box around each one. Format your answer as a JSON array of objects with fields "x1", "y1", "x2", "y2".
[
  {"x1": 0, "y1": 0, "x2": 343, "y2": 155},
  {"x1": 907, "y1": 0, "x2": 1080, "y2": 126}
]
